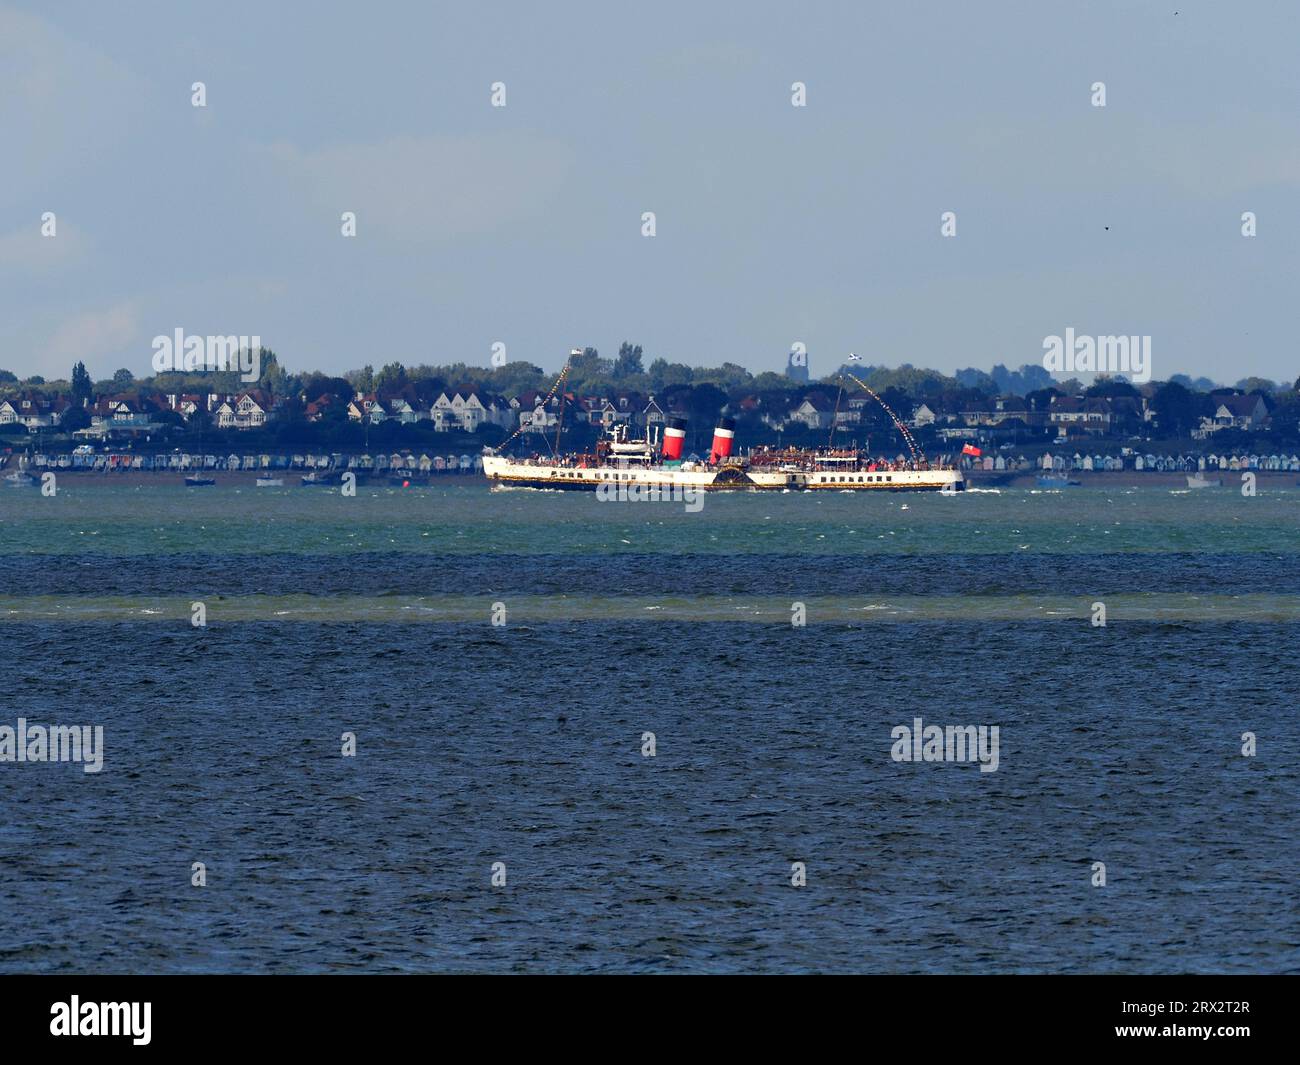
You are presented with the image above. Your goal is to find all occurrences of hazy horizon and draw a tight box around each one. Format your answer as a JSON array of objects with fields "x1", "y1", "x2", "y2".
[{"x1": 5, "y1": 2, "x2": 1298, "y2": 384}]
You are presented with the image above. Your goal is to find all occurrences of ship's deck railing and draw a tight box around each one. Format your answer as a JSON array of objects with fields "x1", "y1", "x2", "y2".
[{"x1": 499, "y1": 451, "x2": 958, "y2": 472}]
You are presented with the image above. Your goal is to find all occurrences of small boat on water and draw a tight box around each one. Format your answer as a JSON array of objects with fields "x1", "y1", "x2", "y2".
[
  {"x1": 3, "y1": 471, "x2": 38, "y2": 488},
  {"x1": 1186, "y1": 473, "x2": 1222, "y2": 489},
  {"x1": 301, "y1": 470, "x2": 367, "y2": 486},
  {"x1": 184, "y1": 475, "x2": 216, "y2": 487},
  {"x1": 255, "y1": 476, "x2": 284, "y2": 487},
  {"x1": 1037, "y1": 474, "x2": 1081, "y2": 488}
]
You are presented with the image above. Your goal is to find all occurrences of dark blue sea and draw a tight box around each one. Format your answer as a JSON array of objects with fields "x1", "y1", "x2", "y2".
[{"x1": 1, "y1": 481, "x2": 1296, "y2": 972}]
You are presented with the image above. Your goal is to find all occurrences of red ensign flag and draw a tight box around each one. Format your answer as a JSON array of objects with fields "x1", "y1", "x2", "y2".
[{"x1": 961, "y1": 444, "x2": 982, "y2": 457}]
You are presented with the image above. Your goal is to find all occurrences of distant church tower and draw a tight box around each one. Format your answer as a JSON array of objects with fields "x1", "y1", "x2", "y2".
[{"x1": 785, "y1": 348, "x2": 809, "y2": 382}]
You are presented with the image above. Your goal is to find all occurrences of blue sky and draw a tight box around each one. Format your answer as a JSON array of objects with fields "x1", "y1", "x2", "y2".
[{"x1": 3, "y1": 1, "x2": 1298, "y2": 383}]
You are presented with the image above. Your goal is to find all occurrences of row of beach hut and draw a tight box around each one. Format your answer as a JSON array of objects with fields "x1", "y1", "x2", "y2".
[
  {"x1": 957, "y1": 452, "x2": 1300, "y2": 473},
  {"x1": 22, "y1": 452, "x2": 485, "y2": 473}
]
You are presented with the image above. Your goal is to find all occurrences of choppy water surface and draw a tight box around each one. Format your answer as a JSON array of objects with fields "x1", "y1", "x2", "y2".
[{"x1": 0, "y1": 484, "x2": 1296, "y2": 973}]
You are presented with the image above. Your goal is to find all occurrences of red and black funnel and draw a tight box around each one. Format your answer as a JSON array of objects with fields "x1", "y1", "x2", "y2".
[
  {"x1": 662, "y1": 416, "x2": 687, "y2": 460},
  {"x1": 710, "y1": 416, "x2": 736, "y2": 464}
]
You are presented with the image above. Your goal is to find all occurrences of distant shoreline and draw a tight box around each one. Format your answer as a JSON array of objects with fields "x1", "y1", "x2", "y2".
[
  {"x1": 8, "y1": 468, "x2": 487, "y2": 487},
  {"x1": 9, "y1": 468, "x2": 1296, "y2": 489},
  {"x1": 966, "y1": 470, "x2": 1294, "y2": 489}
]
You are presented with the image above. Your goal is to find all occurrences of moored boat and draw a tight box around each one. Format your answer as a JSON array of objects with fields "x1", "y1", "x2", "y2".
[
  {"x1": 184, "y1": 475, "x2": 216, "y2": 487},
  {"x1": 300, "y1": 469, "x2": 367, "y2": 487}
]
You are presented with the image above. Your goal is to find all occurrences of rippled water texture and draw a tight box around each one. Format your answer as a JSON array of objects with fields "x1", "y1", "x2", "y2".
[{"x1": 1, "y1": 482, "x2": 1296, "y2": 972}]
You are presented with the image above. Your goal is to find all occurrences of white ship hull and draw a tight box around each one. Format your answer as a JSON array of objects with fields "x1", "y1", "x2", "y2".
[{"x1": 482, "y1": 454, "x2": 963, "y2": 492}]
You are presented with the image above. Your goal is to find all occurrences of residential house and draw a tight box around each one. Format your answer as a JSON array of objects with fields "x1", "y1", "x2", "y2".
[
  {"x1": 1199, "y1": 394, "x2": 1269, "y2": 435},
  {"x1": 0, "y1": 393, "x2": 68, "y2": 430},
  {"x1": 385, "y1": 398, "x2": 423, "y2": 424},
  {"x1": 215, "y1": 391, "x2": 272, "y2": 430},
  {"x1": 1048, "y1": 396, "x2": 1113, "y2": 436},
  {"x1": 838, "y1": 395, "x2": 871, "y2": 425},
  {"x1": 486, "y1": 395, "x2": 514, "y2": 429},
  {"x1": 513, "y1": 389, "x2": 567, "y2": 434},
  {"x1": 429, "y1": 392, "x2": 457, "y2": 430},
  {"x1": 989, "y1": 396, "x2": 1031, "y2": 424},
  {"x1": 591, "y1": 397, "x2": 635, "y2": 429},
  {"x1": 160, "y1": 393, "x2": 205, "y2": 420},
  {"x1": 90, "y1": 396, "x2": 153, "y2": 429},
  {"x1": 304, "y1": 394, "x2": 337, "y2": 422},
  {"x1": 451, "y1": 392, "x2": 489, "y2": 431},
  {"x1": 642, "y1": 396, "x2": 665, "y2": 428},
  {"x1": 789, "y1": 393, "x2": 837, "y2": 430},
  {"x1": 910, "y1": 402, "x2": 939, "y2": 428},
  {"x1": 955, "y1": 399, "x2": 992, "y2": 428},
  {"x1": 347, "y1": 394, "x2": 388, "y2": 424}
]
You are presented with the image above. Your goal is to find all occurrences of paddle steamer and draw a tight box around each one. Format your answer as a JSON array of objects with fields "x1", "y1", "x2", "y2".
[{"x1": 483, "y1": 418, "x2": 963, "y2": 492}]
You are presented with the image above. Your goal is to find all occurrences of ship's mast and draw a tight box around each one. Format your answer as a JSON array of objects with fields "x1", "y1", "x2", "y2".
[
  {"x1": 828, "y1": 377, "x2": 845, "y2": 447},
  {"x1": 488, "y1": 353, "x2": 575, "y2": 457},
  {"x1": 553, "y1": 387, "x2": 564, "y2": 455},
  {"x1": 841, "y1": 369, "x2": 924, "y2": 464},
  {"x1": 554, "y1": 348, "x2": 579, "y2": 456}
]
